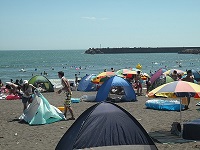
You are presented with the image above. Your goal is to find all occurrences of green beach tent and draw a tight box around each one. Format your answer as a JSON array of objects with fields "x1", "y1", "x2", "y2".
[{"x1": 28, "y1": 75, "x2": 54, "y2": 92}]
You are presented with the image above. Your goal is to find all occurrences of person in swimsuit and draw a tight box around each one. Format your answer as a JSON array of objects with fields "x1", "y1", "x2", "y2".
[{"x1": 57, "y1": 71, "x2": 75, "y2": 120}]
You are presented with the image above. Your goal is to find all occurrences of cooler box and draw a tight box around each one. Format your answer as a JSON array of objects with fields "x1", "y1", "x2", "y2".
[{"x1": 183, "y1": 118, "x2": 200, "y2": 140}]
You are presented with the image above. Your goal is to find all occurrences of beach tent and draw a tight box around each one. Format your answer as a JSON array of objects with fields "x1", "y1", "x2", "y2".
[
  {"x1": 56, "y1": 102, "x2": 157, "y2": 150},
  {"x1": 191, "y1": 69, "x2": 200, "y2": 81},
  {"x1": 77, "y1": 74, "x2": 97, "y2": 91},
  {"x1": 95, "y1": 76, "x2": 136, "y2": 102},
  {"x1": 29, "y1": 75, "x2": 54, "y2": 92},
  {"x1": 149, "y1": 75, "x2": 174, "y2": 91},
  {"x1": 182, "y1": 69, "x2": 200, "y2": 82},
  {"x1": 19, "y1": 92, "x2": 65, "y2": 125}
]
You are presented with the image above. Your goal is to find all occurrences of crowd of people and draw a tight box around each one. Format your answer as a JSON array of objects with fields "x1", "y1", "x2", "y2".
[
  {"x1": 0, "y1": 79, "x2": 37, "y2": 112},
  {"x1": 0, "y1": 68, "x2": 198, "y2": 122},
  {"x1": 0, "y1": 71, "x2": 76, "y2": 121}
]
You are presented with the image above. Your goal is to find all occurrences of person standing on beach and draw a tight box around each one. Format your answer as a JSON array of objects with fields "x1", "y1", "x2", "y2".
[
  {"x1": 75, "y1": 74, "x2": 78, "y2": 90},
  {"x1": 135, "y1": 71, "x2": 143, "y2": 96},
  {"x1": 145, "y1": 77, "x2": 151, "y2": 95},
  {"x1": 182, "y1": 70, "x2": 194, "y2": 109},
  {"x1": 21, "y1": 80, "x2": 36, "y2": 111},
  {"x1": 57, "y1": 71, "x2": 75, "y2": 120}
]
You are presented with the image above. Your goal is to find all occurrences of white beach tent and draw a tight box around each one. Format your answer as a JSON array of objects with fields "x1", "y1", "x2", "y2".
[{"x1": 19, "y1": 91, "x2": 65, "y2": 125}]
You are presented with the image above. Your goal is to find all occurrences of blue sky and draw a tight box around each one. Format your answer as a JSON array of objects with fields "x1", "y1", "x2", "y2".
[{"x1": 0, "y1": 0, "x2": 200, "y2": 50}]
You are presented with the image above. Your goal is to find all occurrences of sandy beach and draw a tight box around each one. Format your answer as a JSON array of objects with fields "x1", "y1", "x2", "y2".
[{"x1": 1, "y1": 89, "x2": 200, "y2": 150}]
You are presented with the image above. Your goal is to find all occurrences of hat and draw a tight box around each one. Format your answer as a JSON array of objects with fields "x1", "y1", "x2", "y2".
[{"x1": 23, "y1": 80, "x2": 28, "y2": 84}]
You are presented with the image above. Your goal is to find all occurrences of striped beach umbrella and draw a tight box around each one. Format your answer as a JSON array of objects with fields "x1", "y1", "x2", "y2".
[
  {"x1": 148, "y1": 81, "x2": 200, "y2": 124},
  {"x1": 148, "y1": 81, "x2": 200, "y2": 97},
  {"x1": 115, "y1": 69, "x2": 131, "y2": 76}
]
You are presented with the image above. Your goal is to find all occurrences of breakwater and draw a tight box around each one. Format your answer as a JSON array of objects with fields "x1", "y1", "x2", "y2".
[
  {"x1": 178, "y1": 49, "x2": 200, "y2": 54},
  {"x1": 85, "y1": 47, "x2": 200, "y2": 54}
]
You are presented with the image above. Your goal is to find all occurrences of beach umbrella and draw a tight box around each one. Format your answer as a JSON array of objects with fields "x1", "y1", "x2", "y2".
[
  {"x1": 142, "y1": 73, "x2": 150, "y2": 78},
  {"x1": 140, "y1": 73, "x2": 151, "y2": 80},
  {"x1": 115, "y1": 69, "x2": 131, "y2": 76},
  {"x1": 126, "y1": 70, "x2": 138, "y2": 74},
  {"x1": 194, "y1": 93, "x2": 200, "y2": 99},
  {"x1": 148, "y1": 81, "x2": 200, "y2": 97},
  {"x1": 91, "y1": 71, "x2": 116, "y2": 84},
  {"x1": 164, "y1": 69, "x2": 185, "y2": 76},
  {"x1": 124, "y1": 70, "x2": 138, "y2": 79},
  {"x1": 131, "y1": 68, "x2": 141, "y2": 72},
  {"x1": 148, "y1": 81, "x2": 200, "y2": 124},
  {"x1": 150, "y1": 68, "x2": 167, "y2": 84}
]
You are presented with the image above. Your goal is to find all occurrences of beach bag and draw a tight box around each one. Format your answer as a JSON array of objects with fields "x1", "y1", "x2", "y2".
[{"x1": 170, "y1": 122, "x2": 181, "y2": 136}]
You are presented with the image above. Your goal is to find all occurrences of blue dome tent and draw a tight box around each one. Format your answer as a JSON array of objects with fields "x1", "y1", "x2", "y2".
[
  {"x1": 56, "y1": 102, "x2": 157, "y2": 150},
  {"x1": 95, "y1": 76, "x2": 136, "y2": 102},
  {"x1": 192, "y1": 69, "x2": 200, "y2": 81},
  {"x1": 77, "y1": 74, "x2": 97, "y2": 91}
]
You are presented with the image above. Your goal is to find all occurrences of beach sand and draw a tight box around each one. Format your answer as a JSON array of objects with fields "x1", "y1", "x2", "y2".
[{"x1": 1, "y1": 90, "x2": 200, "y2": 150}]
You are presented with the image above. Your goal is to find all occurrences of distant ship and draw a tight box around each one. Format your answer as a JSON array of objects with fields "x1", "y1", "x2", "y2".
[{"x1": 85, "y1": 47, "x2": 200, "y2": 54}]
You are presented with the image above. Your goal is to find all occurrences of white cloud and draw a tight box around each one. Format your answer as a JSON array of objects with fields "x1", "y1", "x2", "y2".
[
  {"x1": 81, "y1": 17, "x2": 109, "y2": 20},
  {"x1": 81, "y1": 17, "x2": 96, "y2": 20}
]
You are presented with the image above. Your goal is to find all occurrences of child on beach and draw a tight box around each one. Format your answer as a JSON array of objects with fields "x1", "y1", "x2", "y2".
[{"x1": 57, "y1": 71, "x2": 75, "y2": 120}]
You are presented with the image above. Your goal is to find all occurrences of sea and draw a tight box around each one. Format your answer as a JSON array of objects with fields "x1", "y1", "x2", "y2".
[{"x1": 0, "y1": 50, "x2": 199, "y2": 87}]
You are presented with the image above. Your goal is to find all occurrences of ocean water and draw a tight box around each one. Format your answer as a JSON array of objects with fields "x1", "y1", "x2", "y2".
[{"x1": 0, "y1": 50, "x2": 200, "y2": 83}]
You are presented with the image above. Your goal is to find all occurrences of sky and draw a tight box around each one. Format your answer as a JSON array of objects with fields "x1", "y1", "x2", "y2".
[{"x1": 0, "y1": 0, "x2": 200, "y2": 50}]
